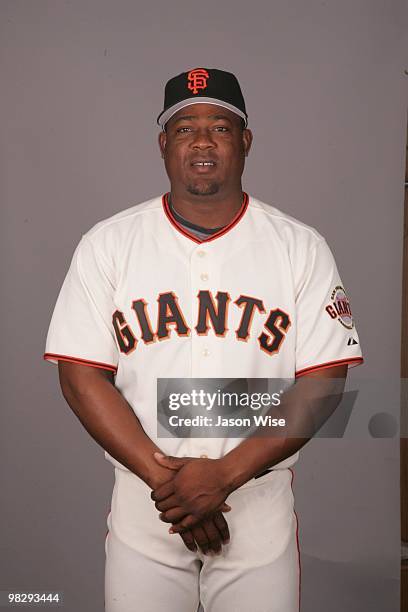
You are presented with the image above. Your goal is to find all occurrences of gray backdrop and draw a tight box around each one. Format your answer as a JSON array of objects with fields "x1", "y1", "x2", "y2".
[{"x1": 1, "y1": 1, "x2": 407, "y2": 610}]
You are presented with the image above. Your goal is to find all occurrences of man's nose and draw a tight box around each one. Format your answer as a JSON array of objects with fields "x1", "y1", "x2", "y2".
[{"x1": 191, "y1": 128, "x2": 216, "y2": 148}]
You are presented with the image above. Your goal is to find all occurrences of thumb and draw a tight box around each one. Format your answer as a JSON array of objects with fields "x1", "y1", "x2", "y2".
[
  {"x1": 219, "y1": 503, "x2": 232, "y2": 512},
  {"x1": 153, "y1": 452, "x2": 187, "y2": 470}
]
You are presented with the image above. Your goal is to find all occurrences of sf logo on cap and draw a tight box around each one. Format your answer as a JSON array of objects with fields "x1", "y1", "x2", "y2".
[{"x1": 187, "y1": 68, "x2": 209, "y2": 94}]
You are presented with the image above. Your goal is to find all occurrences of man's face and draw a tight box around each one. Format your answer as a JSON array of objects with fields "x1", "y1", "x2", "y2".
[{"x1": 158, "y1": 103, "x2": 252, "y2": 198}]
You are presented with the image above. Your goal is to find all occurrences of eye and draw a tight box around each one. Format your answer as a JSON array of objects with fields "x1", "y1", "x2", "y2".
[
  {"x1": 177, "y1": 127, "x2": 193, "y2": 133},
  {"x1": 214, "y1": 126, "x2": 229, "y2": 132}
]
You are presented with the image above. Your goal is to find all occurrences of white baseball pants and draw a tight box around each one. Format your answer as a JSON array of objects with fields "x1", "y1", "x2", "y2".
[{"x1": 104, "y1": 467, "x2": 300, "y2": 612}]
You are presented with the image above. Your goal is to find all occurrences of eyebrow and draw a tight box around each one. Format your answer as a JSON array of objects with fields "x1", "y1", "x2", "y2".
[{"x1": 173, "y1": 113, "x2": 233, "y2": 124}]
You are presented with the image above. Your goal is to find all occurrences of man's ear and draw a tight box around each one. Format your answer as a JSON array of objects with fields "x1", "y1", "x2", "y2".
[
  {"x1": 158, "y1": 131, "x2": 167, "y2": 159},
  {"x1": 243, "y1": 128, "x2": 253, "y2": 157}
]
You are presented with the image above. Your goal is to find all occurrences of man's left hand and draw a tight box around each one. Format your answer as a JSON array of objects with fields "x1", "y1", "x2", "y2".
[{"x1": 150, "y1": 453, "x2": 231, "y2": 532}]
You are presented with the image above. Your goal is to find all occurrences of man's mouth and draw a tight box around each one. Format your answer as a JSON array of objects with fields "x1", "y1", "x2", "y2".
[
  {"x1": 191, "y1": 159, "x2": 216, "y2": 166},
  {"x1": 190, "y1": 160, "x2": 217, "y2": 170}
]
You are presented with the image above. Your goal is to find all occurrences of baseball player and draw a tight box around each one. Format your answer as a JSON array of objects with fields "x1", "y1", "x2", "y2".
[{"x1": 44, "y1": 67, "x2": 363, "y2": 612}]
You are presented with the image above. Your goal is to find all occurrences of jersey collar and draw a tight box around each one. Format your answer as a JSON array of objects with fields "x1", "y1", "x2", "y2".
[{"x1": 162, "y1": 192, "x2": 249, "y2": 244}]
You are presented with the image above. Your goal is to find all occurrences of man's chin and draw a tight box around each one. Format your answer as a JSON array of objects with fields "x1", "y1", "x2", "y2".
[{"x1": 186, "y1": 182, "x2": 220, "y2": 197}]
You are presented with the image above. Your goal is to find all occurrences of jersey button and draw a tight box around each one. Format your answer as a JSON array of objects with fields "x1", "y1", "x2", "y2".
[
  {"x1": 200, "y1": 454, "x2": 208, "y2": 459},
  {"x1": 200, "y1": 272, "x2": 209, "y2": 281},
  {"x1": 197, "y1": 250, "x2": 206, "y2": 258},
  {"x1": 202, "y1": 348, "x2": 210, "y2": 357}
]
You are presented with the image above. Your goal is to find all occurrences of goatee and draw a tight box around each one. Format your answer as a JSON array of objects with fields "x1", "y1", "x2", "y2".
[{"x1": 187, "y1": 182, "x2": 220, "y2": 197}]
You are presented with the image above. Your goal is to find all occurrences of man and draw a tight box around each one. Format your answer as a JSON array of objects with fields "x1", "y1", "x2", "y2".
[{"x1": 44, "y1": 67, "x2": 363, "y2": 612}]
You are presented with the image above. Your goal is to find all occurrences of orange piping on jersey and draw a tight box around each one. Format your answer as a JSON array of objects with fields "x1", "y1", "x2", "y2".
[
  {"x1": 105, "y1": 505, "x2": 111, "y2": 539},
  {"x1": 43, "y1": 353, "x2": 118, "y2": 373},
  {"x1": 162, "y1": 192, "x2": 249, "y2": 244},
  {"x1": 295, "y1": 356, "x2": 364, "y2": 378},
  {"x1": 289, "y1": 468, "x2": 301, "y2": 612}
]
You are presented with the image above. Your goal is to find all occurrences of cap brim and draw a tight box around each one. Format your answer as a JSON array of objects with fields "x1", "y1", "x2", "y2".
[{"x1": 157, "y1": 97, "x2": 248, "y2": 128}]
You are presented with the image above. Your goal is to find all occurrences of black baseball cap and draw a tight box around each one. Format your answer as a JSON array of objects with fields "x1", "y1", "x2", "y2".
[{"x1": 157, "y1": 67, "x2": 248, "y2": 129}]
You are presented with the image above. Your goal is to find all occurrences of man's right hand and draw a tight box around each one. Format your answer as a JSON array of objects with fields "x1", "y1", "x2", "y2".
[
  {"x1": 178, "y1": 512, "x2": 230, "y2": 555},
  {"x1": 56, "y1": 363, "x2": 231, "y2": 556},
  {"x1": 149, "y1": 459, "x2": 231, "y2": 555}
]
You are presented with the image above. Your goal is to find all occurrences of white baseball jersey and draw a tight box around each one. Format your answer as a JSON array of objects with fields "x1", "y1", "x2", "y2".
[{"x1": 44, "y1": 192, "x2": 363, "y2": 471}]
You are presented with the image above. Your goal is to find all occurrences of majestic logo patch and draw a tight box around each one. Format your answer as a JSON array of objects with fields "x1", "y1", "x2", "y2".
[
  {"x1": 187, "y1": 68, "x2": 209, "y2": 94},
  {"x1": 325, "y1": 285, "x2": 354, "y2": 329}
]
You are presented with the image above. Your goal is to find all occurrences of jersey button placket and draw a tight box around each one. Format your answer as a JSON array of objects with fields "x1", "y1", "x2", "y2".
[
  {"x1": 190, "y1": 244, "x2": 220, "y2": 459},
  {"x1": 190, "y1": 245, "x2": 222, "y2": 378},
  {"x1": 191, "y1": 246, "x2": 207, "y2": 377}
]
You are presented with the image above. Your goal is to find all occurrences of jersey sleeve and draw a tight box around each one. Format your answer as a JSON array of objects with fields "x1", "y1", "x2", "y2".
[
  {"x1": 295, "y1": 238, "x2": 363, "y2": 377},
  {"x1": 44, "y1": 235, "x2": 119, "y2": 372}
]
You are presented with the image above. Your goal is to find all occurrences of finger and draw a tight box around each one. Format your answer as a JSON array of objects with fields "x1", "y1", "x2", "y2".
[
  {"x1": 155, "y1": 494, "x2": 179, "y2": 512},
  {"x1": 219, "y1": 503, "x2": 232, "y2": 512},
  {"x1": 201, "y1": 519, "x2": 222, "y2": 554},
  {"x1": 190, "y1": 524, "x2": 211, "y2": 555},
  {"x1": 160, "y1": 507, "x2": 190, "y2": 524},
  {"x1": 153, "y1": 453, "x2": 188, "y2": 470},
  {"x1": 178, "y1": 530, "x2": 197, "y2": 553},
  {"x1": 150, "y1": 480, "x2": 175, "y2": 502},
  {"x1": 212, "y1": 512, "x2": 230, "y2": 544},
  {"x1": 169, "y1": 514, "x2": 200, "y2": 533}
]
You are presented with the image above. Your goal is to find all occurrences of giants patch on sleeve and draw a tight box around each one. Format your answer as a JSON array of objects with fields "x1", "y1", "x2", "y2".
[{"x1": 325, "y1": 285, "x2": 354, "y2": 329}]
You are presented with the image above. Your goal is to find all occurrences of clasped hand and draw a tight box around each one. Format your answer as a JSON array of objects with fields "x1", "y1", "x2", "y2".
[{"x1": 151, "y1": 453, "x2": 231, "y2": 533}]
